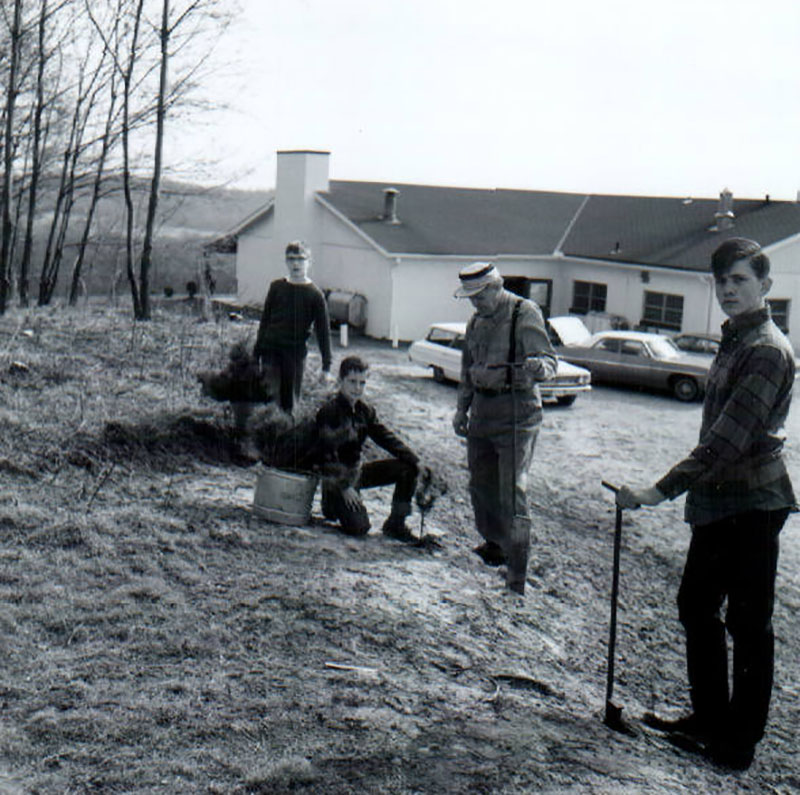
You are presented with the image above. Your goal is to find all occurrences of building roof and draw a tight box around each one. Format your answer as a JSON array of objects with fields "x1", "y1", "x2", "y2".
[
  {"x1": 561, "y1": 194, "x2": 800, "y2": 270},
  {"x1": 323, "y1": 181, "x2": 587, "y2": 257},
  {"x1": 323, "y1": 181, "x2": 800, "y2": 270},
  {"x1": 214, "y1": 178, "x2": 800, "y2": 271}
]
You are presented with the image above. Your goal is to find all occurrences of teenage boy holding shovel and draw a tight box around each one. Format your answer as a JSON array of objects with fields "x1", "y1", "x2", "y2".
[
  {"x1": 452, "y1": 262, "x2": 557, "y2": 594},
  {"x1": 616, "y1": 238, "x2": 796, "y2": 770}
]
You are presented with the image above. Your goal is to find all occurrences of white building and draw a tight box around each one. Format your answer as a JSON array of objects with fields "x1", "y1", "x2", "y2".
[{"x1": 212, "y1": 150, "x2": 800, "y2": 350}]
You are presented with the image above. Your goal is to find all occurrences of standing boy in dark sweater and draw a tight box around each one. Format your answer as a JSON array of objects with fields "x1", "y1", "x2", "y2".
[{"x1": 254, "y1": 240, "x2": 332, "y2": 414}]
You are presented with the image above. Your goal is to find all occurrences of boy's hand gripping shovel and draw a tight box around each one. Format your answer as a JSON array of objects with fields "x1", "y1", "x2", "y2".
[{"x1": 601, "y1": 481, "x2": 636, "y2": 735}]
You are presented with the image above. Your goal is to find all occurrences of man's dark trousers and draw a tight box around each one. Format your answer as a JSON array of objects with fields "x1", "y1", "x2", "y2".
[
  {"x1": 677, "y1": 508, "x2": 790, "y2": 749},
  {"x1": 323, "y1": 459, "x2": 418, "y2": 535}
]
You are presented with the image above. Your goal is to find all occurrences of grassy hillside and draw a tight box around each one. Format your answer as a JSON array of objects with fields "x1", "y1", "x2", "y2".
[
  {"x1": 16, "y1": 178, "x2": 272, "y2": 302},
  {"x1": 0, "y1": 301, "x2": 798, "y2": 792}
]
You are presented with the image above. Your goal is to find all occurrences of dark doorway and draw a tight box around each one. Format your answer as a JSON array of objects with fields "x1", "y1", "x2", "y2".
[{"x1": 503, "y1": 276, "x2": 553, "y2": 317}]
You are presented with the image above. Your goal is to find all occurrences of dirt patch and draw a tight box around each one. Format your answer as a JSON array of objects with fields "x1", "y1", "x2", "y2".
[{"x1": 0, "y1": 303, "x2": 798, "y2": 793}]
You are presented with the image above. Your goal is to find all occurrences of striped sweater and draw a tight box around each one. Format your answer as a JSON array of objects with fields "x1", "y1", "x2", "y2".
[{"x1": 656, "y1": 307, "x2": 796, "y2": 525}]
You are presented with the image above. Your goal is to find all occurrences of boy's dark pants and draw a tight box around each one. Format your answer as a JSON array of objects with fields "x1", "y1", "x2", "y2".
[
  {"x1": 677, "y1": 508, "x2": 789, "y2": 750},
  {"x1": 259, "y1": 348, "x2": 306, "y2": 413},
  {"x1": 323, "y1": 459, "x2": 418, "y2": 536}
]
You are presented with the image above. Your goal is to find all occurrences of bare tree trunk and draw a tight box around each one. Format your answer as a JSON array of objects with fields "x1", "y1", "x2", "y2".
[
  {"x1": 69, "y1": 71, "x2": 119, "y2": 305},
  {"x1": 136, "y1": 0, "x2": 170, "y2": 321},
  {"x1": 0, "y1": 0, "x2": 24, "y2": 314},
  {"x1": 19, "y1": 0, "x2": 48, "y2": 307},
  {"x1": 122, "y1": 0, "x2": 146, "y2": 318}
]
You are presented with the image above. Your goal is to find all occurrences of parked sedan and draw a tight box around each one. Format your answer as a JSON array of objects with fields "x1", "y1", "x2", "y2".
[
  {"x1": 672, "y1": 332, "x2": 721, "y2": 356},
  {"x1": 554, "y1": 328, "x2": 711, "y2": 401},
  {"x1": 408, "y1": 322, "x2": 592, "y2": 406}
]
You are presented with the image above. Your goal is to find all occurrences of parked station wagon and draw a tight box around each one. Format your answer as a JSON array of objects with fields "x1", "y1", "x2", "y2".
[{"x1": 408, "y1": 322, "x2": 592, "y2": 406}]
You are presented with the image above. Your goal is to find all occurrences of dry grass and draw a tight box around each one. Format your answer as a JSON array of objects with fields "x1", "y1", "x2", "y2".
[{"x1": 0, "y1": 300, "x2": 798, "y2": 793}]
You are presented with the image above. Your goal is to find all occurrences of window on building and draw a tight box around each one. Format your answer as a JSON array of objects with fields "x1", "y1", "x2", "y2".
[
  {"x1": 571, "y1": 281, "x2": 607, "y2": 315},
  {"x1": 767, "y1": 299, "x2": 790, "y2": 333},
  {"x1": 641, "y1": 291, "x2": 684, "y2": 331}
]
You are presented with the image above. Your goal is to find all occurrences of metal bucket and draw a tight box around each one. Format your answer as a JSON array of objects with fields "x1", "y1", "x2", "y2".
[{"x1": 253, "y1": 466, "x2": 319, "y2": 525}]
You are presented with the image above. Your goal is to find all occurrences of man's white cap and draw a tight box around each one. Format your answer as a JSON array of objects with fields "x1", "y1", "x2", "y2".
[{"x1": 454, "y1": 262, "x2": 502, "y2": 298}]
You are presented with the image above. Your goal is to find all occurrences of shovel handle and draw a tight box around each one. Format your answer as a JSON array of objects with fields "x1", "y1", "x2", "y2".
[{"x1": 601, "y1": 480, "x2": 619, "y2": 494}]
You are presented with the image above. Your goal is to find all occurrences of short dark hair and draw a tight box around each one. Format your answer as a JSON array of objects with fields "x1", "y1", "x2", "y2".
[
  {"x1": 285, "y1": 240, "x2": 310, "y2": 259},
  {"x1": 711, "y1": 237, "x2": 770, "y2": 279},
  {"x1": 339, "y1": 355, "x2": 369, "y2": 379}
]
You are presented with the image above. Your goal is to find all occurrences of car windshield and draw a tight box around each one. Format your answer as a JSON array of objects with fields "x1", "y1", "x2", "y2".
[
  {"x1": 648, "y1": 336, "x2": 682, "y2": 359},
  {"x1": 427, "y1": 328, "x2": 460, "y2": 346}
]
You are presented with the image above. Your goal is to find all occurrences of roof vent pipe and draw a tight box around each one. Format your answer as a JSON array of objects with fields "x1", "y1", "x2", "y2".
[
  {"x1": 383, "y1": 188, "x2": 400, "y2": 224},
  {"x1": 714, "y1": 187, "x2": 735, "y2": 230}
]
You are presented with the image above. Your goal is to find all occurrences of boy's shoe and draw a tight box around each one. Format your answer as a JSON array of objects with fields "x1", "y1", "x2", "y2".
[
  {"x1": 472, "y1": 542, "x2": 506, "y2": 566},
  {"x1": 708, "y1": 741, "x2": 755, "y2": 771},
  {"x1": 643, "y1": 712, "x2": 710, "y2": 740},
  {"x1": 382, "y1": 516, "x2": 417, "y2": 543}
]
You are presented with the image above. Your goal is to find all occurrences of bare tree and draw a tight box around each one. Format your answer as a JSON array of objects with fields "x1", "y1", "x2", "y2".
[
  {"x1": 38, "y1": 20, "x2": 112, "y2": 305},
  {"x1": 136, "y1": 0, "x2": 217, "y2": 320},
  {"x1": 68, "y1": 62, "x2": 120, "y2": 305},
  {"x1": 17, "y1": 0, "x2": 49, "y2": 306},
  {"x1": 0, "y1": 0, "x2": 24, "y2": 313}
]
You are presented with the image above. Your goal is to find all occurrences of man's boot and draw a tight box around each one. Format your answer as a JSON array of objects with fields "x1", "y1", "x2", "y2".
[
  {"x1": 506, "y1": 517, "x2": 530, "y2": 594},
  {"x1": 382, "y1": 503, "x2": 416, "y2": 543}
]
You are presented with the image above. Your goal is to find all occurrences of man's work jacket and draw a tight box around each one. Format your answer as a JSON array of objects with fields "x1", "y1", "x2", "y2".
[{"x1": 457, "y1": 289, "x2": 558, "y2": 439}]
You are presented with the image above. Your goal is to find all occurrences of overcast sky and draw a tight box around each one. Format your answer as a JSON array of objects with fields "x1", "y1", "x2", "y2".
[{"x1": 178, "y1": 0, "x2": 800, "y2": 200}]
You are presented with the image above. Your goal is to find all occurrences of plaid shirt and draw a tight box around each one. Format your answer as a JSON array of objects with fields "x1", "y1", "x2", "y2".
[{"x1": 656, "y1": 307, "x2": 796, "y2": 525}]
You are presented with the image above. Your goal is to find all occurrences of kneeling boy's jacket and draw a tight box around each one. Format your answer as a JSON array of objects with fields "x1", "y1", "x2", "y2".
[{"x1": 314, "y1": 393, "x2": 419, "y2": 490}]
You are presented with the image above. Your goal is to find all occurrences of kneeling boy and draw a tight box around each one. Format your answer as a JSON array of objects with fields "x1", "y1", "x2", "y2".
[{"x1": 315, "y1": 356, "x2": 419, "y2": 541}]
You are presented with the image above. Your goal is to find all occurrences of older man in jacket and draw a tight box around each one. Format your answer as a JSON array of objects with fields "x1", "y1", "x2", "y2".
[{"x1": 452, "y1": 262, "x2": 557, "y2": 594}]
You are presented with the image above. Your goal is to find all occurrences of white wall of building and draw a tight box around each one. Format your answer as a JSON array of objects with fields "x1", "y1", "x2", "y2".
[
  {"x1": 764, "y1": 237, "x2": 800, "y2": 350},
  {"x1": 314, "y1": 211, "x2": 393, "y2": 339},
  {"x1": 390, "y1": 257, "x2": 475, "y2": 341},
  {"x1": 551, "y1": 258, "x2": 716, "y2": 335},
  {"x1": 236, "y1": 213, "x2": 274, "y2": 306}
]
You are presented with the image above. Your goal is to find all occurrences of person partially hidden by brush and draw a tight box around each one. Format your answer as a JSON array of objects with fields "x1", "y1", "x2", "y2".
[
  {"x1": 616, "y1": 238, "x2": 796, "y2": 771},
  {"x1": 253, "y1": 241, "x2": 332, "y2": 416},
  {"x1": 310, "y1": 355, "x2": 421, "y2": 543},
  {"x1": 208, "y1": 240, "x2": 332, "y2": 459}
]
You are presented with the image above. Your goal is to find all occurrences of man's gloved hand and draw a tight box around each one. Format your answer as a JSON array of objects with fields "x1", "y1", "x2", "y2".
[
  {"x1": 523, "y1": 356, "x2": 547, "y2": 378},
  {"x1": 452, "y1": 409, "x2": 468, "y2": 437}
]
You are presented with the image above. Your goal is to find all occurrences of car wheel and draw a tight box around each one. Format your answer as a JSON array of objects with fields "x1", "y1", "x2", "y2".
[
  {"x1": 556, "y1": 395, "x2": 577, "y2": 407},
  {"x1": 672, "y1": 376, "x2": 699, "y2": 402},
  {"x1": 432, "y1": 366, "x2": 446, "y2": 383}
]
